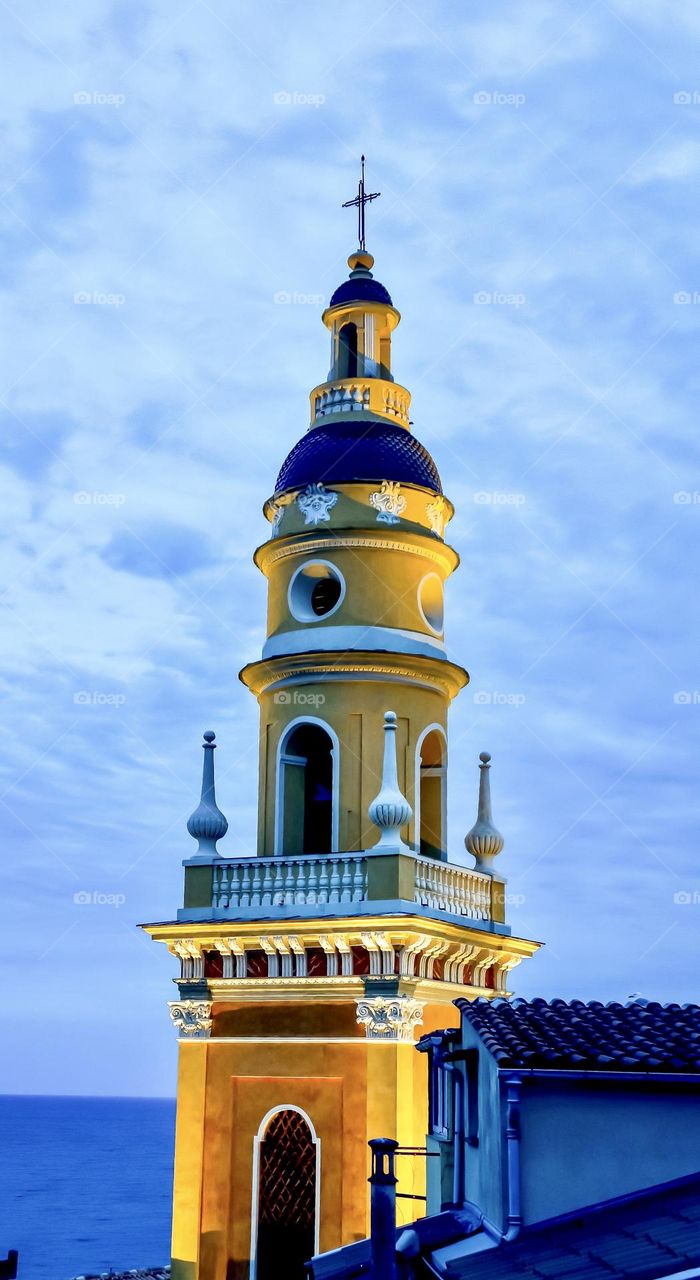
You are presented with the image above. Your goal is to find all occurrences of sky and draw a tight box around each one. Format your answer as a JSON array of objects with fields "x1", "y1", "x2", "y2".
[{"x1": 1, "y1": 0, "x2": 700, "y2": 1097}]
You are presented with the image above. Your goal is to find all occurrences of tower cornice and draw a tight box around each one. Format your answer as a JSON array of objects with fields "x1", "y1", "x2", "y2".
[
  {"x1": 254, "y1": 525, "x2": 459, "y2": 578},
  {"x1": 239, "y1": 650, "x2": 469, "y2": 699}
]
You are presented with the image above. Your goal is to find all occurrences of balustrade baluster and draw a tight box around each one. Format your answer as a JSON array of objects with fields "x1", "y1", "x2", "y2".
[
  {"x1": 317, "y1": 858, "x2": 330, "y2": 904},
  {"x1": 340, "y1": 857, "x2": 352, "y2": 903},
  {"x1": 261, "y1": 859, "x2": 273, "y2": 906},
  {"x1": 276, "y1": 860, "x2": 287, "y2": 906},
  {"x1": 230, "y1": 860, "x2": 240, "y2": 911},
  {"x1": 238, "y1": 862, "x2": 249, "y2": 910},
  {"x1": 272, "y1": 855, "x2": 284, "y2": 906},
  {"x1": 438, "y1": 866, "x2": 447, "y2": 911},
  {"x1": 292, "y1": 859, "x2": 305, "y2": 905},
  {"x1": 352, "y1": 856, "x2": 365, "y2": 901},
  {"x1": 329, "y1": 857, "x2": 341, "y2": 903},
  {"x1": 306, "y1": 857, "x2": 318, "y2": 905},
  {"x1": 251, "y1": 860, "x2": 262, "y2": 908}
]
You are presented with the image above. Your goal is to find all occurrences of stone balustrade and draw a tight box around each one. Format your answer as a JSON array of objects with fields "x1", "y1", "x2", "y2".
[
  {"x1": 414, "y1": 855, "x2": 491, "y2": 920},
  {"x1": 212, "y1": 854, "x2": 367, "y2": 912},
  {"x1": 195, "y1": 850, "x2": 498, "y2": 926},
  {"x1": 310, "y1": 377, "x2": 411, "y2": 428}
]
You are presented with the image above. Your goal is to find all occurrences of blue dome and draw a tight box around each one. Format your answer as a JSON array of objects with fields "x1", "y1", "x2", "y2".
[
  {"x1": 275, "y1": 421, "x2": 442, "y2": 496},
  {"x1": 329, "y1": 276, "x2": 393, "y2": 308}
]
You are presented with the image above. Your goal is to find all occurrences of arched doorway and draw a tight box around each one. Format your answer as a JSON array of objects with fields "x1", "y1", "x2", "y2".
[
  {"x1": 337, "y1": 321, "x2": 358, "y2": 378},
  {"x1": 417, "y1": 727, "x2": 446, "y2": 858},
  {"x1": 254, "y1": 1108, "x2": 319, "y2": 1280},
  {"x1": 277, "y1": 721, "x2": 336, "y2": 854}
]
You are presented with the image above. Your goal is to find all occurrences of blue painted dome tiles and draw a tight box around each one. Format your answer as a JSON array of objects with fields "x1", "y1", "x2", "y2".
[
  {"x1": 329, "y1": 276, "x2": 393, "y2": 308},
  {"x1": 274, "y1": 421, "x2": 442, "y2": 496}
]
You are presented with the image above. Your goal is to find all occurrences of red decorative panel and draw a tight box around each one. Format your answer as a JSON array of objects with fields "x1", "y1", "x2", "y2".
[
  {"x1": 306, "y1": 947, "x2": 327, "y2": 977},
  {"x1": 246, "y1": 949, "x2": 269, "y2": 978},
  {"x1": 204, "y1": 950, "x2": 223, "y2": 978},
  {"x1": 351, "y1": 946, "x2": 369, "y2": 975}
]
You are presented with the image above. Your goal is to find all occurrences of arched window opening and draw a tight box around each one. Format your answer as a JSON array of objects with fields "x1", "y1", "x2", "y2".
[
  {"x1": 255, "y1": 1108, "x2": 318, "y2": 1280},
  {"x1": 419, "y1": 729, "x2": 446, "y2": 859},
  {"x1": 337, "y1": 322, "x2": 358, "y2": 378},
  {"x1": 280, "y1": 723, "x2": 334, "y2": 854}
]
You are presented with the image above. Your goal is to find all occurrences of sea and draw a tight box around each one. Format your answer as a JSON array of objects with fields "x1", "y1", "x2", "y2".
[{"x1": 0, "y1": 1096, "x2": 176, "y2": 1280}]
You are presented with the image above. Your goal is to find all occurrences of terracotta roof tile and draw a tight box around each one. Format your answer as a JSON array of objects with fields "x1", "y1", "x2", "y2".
[{"x1": 454, "y1": 997, "x2": 700, "y2": 1072}]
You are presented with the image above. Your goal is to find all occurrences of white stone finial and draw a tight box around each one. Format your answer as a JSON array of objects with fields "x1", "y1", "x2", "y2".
[
  {"x1": 187, "y1": 731, "x2": 228, "y2": 859},
  {"x1": 465, "y1": 751, "x2": 504, "y2": 874},
  {"x1": 368, "y1": 711, "x2": 412, "y2": 853}
]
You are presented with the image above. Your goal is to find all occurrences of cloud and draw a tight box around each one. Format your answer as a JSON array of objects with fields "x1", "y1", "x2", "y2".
[{"x1": 0, "y1": 0, "x2": 698, "y2": 1095}]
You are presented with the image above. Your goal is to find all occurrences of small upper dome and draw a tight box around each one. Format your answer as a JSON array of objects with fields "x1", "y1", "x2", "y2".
[
  {"x1": 329, "y1": 251, "x2": 393, "y2": 310},
  {"x1": 274, "y1": 421, "x2": 442, "y2": 496},
  {"x1": 329, "y1": 276, "x2": 393, "y2": 309}
]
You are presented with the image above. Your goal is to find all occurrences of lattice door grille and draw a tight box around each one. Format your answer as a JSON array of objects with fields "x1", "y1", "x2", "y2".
[{"x1": 258, "y1": 1109, "x2": 316, "y2": 1228}]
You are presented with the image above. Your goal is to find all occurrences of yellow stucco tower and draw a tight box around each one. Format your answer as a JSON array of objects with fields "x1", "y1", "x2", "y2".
[{"x1": 143, "y1": 172, "x2": 539, "y2": 1280}]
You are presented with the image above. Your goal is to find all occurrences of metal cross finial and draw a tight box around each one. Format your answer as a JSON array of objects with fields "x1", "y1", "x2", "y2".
[{"x1": 342, "y1": 155, "x2": 381, "y2": 252}]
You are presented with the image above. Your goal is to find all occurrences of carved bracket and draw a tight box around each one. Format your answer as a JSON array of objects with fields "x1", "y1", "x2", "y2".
[
  {"x1": 168, "y1": 999, "x2": 213, "y2": 1039},
  {"x1": 356, "y1": 995, "x2": 424, "y2": 1042}
]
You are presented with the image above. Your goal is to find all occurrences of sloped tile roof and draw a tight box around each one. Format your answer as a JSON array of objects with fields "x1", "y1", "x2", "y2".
[
  {"x1": 454, "y1": 997, "x2": 700, "y2": 1072},
  {"x1": 442, "y1": 1170, "x2": 700, "y2": 1280}
]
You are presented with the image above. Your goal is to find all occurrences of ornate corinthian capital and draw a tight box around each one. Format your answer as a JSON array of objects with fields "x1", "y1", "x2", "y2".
[
  {"x1": 356, "y1": 995, "x2": 424, "y2": 1041},
  {"x1": 168, "y1": 999, "x2": 213, "y2": 1039}
]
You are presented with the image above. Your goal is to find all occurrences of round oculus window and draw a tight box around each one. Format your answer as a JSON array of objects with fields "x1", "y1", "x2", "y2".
[
  {"x1": 288, "y1": 560, "x2": 345, "y2": 623},
  {"x1": 418, "y1": 572, "x2": 444, "y2": 634}
]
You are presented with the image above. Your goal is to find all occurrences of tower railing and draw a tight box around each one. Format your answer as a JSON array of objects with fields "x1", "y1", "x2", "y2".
[
  {"x1": 200, "y1": 850, "x2": 499, "y2": 925},
  {"x1": 212, "y1": 853, "x2": 368, "y2": 912},
  {"x1": 310, "y1": 377, "x2": 411, "y2": 427}
]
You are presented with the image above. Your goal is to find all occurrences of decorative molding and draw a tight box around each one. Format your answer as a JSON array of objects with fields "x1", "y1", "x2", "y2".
[
  {"x1": 244, "y1": 656, "x2": 468, "y2": 700},
  {"x1": 369, "y1": 480, "x2": 407, "y2": 525},
  {"x1": 426, "y1": 495, "x2": 447, "y2": 537},
  {"x1": 258, "y1": 534, "x2": 457, "y2": 575},
  {"x1": 168, "y1": 1000, "x2": 213, "y2": 1039},
  {"x1": 296, "y1": 483, "x2": 338, "y2": 525},
  {"x1": 356, "y1": 995, "x2": 425, "y2": 1041}
]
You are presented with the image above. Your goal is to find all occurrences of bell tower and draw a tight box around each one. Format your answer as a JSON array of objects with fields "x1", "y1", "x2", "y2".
[
  {"x1": 143, "y1": 171, "x2": 539, "y2": 1280},
  {"x1": 241, "y1": 240, "x2": 467, "y2": 862}
]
